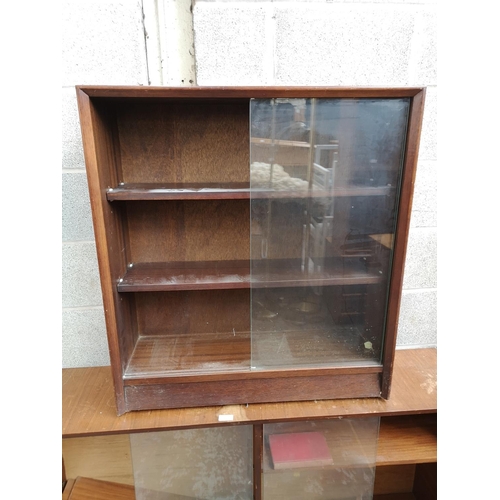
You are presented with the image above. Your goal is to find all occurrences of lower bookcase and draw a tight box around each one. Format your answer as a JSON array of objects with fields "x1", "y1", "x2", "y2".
[
  {"x1": 62, "y1": 349, "x2": 437, "y2": 500},
  {"x1": 63, "y1": 414, "x2": 436, "y2": 500}
]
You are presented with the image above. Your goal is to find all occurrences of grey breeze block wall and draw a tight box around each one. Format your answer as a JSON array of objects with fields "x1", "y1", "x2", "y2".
[{"x1": 62, "y1": 0, "x2": 437, "y2": 368}]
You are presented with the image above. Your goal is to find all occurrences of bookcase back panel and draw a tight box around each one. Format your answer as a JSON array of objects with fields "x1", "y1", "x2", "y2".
[
  {"x1": 116, "y1": 99, "x2": 250, "y2": 184},
  {"x1": 134, "y1": 290, "x2": 250, "y2": 336},
  {"x1": 125, "y1": 200, "x2": 250, "y2": 263}
]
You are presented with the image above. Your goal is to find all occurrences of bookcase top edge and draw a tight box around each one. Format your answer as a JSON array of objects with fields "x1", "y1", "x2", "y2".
[{"x1": 75, "y1": 85, "x2": 425, "y2": 99}]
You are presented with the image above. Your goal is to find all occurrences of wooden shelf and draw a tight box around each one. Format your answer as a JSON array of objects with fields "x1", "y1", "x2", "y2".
[
  {"x1": 117, "y1": 259, "x2": 384, "y2": 292},
  {"x1": 124, "y1": 333, "x2": 251, "y2": 378},
  {"x1": 63, "y1": 477, "x2": 136, "y2": 500},
  {"x1": 123, "y1": 327, "x2": 380, "y2": 380},
  {"x1": 261, "y1": 414, "x2": 436, "y2": 473},
  {"x1": 118, "y1": 260, "x2": 250, "y2": 292},
  {"x1": 376, "y1": 414, "x2": 437, "y2": 466},
  {"x1": 106, "y1": 182, "x2": 394, "y2": 202},
  {"x1": 107, "y1": 182, "x2": 251, "y2": 201}
]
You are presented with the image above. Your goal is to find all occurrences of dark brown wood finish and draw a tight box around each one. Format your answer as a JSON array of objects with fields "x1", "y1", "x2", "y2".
[
  {"x1": 106, "y1": 183, "x2": 393, "y2": 201},
  {"x1": 373, "y1": 493, "x2": 416, "y2": 500},
  {"x1": 373, "y1": 466, "x2": 417, "y2": 497},
  {"x1": 77, "y1": 86, "x2": 424, "y2": 99},
  {"x1": 253, "y1": 424, "x2": 263, "y2": 500},
  {"x1": 123, "y1": 363, "x2": 383, "y2": 385},
  {"x1": 108, "y1": 182, "x2": 252, "y2": 200},
  {"x1": 413, "y1": 462, "x2": 437, "y2": 500},
  {"x1": 76, "y1": 89, "x2": 132, "y2": 415},
  {"x1": 380, "y1": 89, "x2": 426, "y2": 398},
  {"x1": 76, "y1": 86, "x2": 425, "y2": 414},
  {"x1": 117, "y1": 258, "x2": 384, "y2": 292},
  {"x1": 123, "y1": 372, "x2": 382, "y2": 411},
  {"x1": 124, "y1": 200, "x2": 250, "y2": 263},
  {"x1": 115, "y1": 99, "x2": 249, "y2": 185}
]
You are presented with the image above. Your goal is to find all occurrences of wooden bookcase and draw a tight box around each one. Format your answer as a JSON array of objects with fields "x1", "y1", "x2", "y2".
[{"x1": 76, "y1": 86, "x2": 425, "y2": 415}]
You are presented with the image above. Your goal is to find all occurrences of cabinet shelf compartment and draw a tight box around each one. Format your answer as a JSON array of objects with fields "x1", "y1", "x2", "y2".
[
  {"x1": 262, "y1": 418, "x2": 379, "y2": 500},
  {"x1": 120, "y1": 282, "x2": 384, "y2": 381},
  {"x1": 121, "y1": 288, "x2": 250, "y2": 378},
  {"x1": 77, "y1": 86, "x2": 425, "y2": 414},
  {"x1": 123, "y1": 328, "x2": 383, "y2": 381},
  {"x1": 124, "y1": 332, "x2": 252, "y2": 379}
]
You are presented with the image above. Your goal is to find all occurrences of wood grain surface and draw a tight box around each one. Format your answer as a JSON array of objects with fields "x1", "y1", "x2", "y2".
[
  {"x1": 124, "y1": 200, "x2": 250, "y2": 263},
  {"x1": 116, "y1": 100, "x2": 249, "y2": 185},
  {"x1": 62, "y1": 477, "x2": 136, "y2": 500}
]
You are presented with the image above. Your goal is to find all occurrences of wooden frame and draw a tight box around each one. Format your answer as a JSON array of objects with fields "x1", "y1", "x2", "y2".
[{"x1": 76, "y1": 86, "x2": 425, "y2": 415}]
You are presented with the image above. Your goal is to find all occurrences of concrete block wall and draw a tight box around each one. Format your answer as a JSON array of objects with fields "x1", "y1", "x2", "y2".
[
  {"x1": 62, "y1": 0, "x2": 437, "y2": 368},
  {"x1": 62, "y1": 0, "x2": 149, "y2": 367}
]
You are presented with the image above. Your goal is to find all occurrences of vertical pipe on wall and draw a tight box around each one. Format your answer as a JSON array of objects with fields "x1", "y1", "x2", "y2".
[{"x1": 142, "y1": 0, "x2": 197, "y2": 86}]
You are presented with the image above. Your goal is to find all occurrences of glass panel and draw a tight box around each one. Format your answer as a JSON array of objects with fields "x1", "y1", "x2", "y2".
[
  {"x1": 130, "y1": 426, "x2": 253, "y2": 499},
  {"x1": 263, "y1": 417, "x2": 380, "y2": 500},
  {"x1": 250, "y1": 98, "x2": 410, "y2": 370}
]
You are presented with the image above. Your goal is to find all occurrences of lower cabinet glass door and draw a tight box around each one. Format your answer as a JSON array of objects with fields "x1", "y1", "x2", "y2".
[
  {"x1": 129, "y1": 418, "x2": 380, "y2": 499},
  {"x1": 262, "y1": 417, "x2": 380, "y2": 500},
  {"x1": 130, "y1": 426, "x2": 253, "y2": 499}
]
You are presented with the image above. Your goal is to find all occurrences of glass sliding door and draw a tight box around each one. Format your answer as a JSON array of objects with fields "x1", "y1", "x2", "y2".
[{"x1": 250, "y1": 97, "x2": 410, "y2": 370}]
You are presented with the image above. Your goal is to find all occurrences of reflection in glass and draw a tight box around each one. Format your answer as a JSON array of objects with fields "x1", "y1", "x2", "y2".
[{"x1": 250, "y1": 98, "x2": 410, "y2": 370}]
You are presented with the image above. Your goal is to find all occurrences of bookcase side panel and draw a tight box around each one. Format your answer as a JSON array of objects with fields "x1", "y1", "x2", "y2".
[
  {"x1": 77, "y1": 92, "x2": 139, "y2": 412},
  {"x1": 381, "y1": 89, "x2": 426, "y2": 398}
]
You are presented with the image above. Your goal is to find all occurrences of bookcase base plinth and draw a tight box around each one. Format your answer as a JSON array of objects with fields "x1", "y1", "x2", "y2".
[{"x1": 122, "y1": 371, "x2": 382, "y2": 413}]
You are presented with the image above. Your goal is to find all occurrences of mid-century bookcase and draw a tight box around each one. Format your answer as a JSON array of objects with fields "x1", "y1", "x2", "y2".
[{"x1": 76, "y1": 86, "x2": 425, "y2": 415}]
